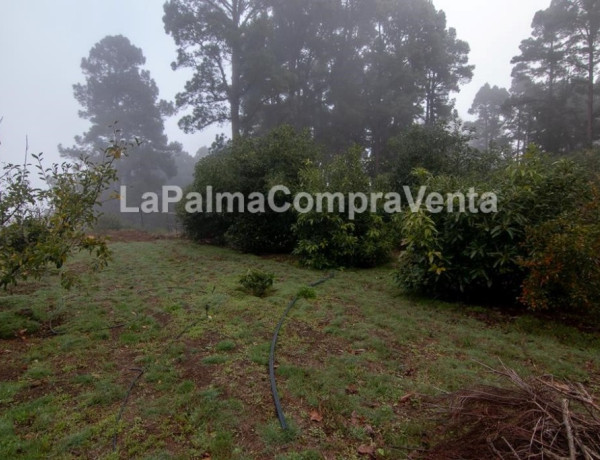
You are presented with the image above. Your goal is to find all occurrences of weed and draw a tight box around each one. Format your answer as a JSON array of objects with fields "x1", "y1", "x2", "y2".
[
  {"x1": 296, "y1": 287, "x2": 316, "y2": 300},
  {"x1": 240, "y1": 269, "x2": 274, "y2": 297}
]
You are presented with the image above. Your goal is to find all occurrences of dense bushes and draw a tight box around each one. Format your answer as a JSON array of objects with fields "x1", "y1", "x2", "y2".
[
  {"x1": 383, "y1": 122, "x2": 502, "y2": 186},
  {"x1": 394, "y1": 170, "x2": 522, "y2": 300},
  {"x1": 179, "y1": 128, "x2": 396, "y2": 268},
  {"x1": 178, "y1": 126, "x2": 319, "y2": 253},
  {"x1": 520, "y1": 192, "x2": 600, "y2": 312},
  {"x1": 181, "y1": 124, "x2": 600, "y2": 313},
  {"x1": 395, "y1": 148, "x2": 600, "y2": 313},
  {"x1": 177, "y1": 147, "x2": 235, "y2": 243},
  {"x1": 293, "y1": 148, "x2": 394, "y2": 269}
]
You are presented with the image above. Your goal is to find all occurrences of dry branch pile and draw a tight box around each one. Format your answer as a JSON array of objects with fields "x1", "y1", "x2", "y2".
[{"x1": 427, "y1": 365, "x2": 600, "y2": 459}]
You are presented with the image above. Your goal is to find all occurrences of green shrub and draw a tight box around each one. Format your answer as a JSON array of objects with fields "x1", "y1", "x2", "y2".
[
  {"x1": 384, "y1": 121, "x2": 501, "y2": 185},
  {"x1": 293, "y1": 147, "x2": 394, "y2": 269},
  {"x1": 519, "y1": 193, "x2": 600, "y2": 313},
  {"x1": 240, "y1": 269, "x2": 274, "y2": 297},
  {"x1": 1, "y1": 135, "x2": 125, "y2": 289},
  {"x1": 181, "y1": 127, "x2": 398, "y2": 267},
  {"x1": 394, "y1": 148, "x2": 594, "y2": 307},
  {"x1": 176, "y1": 149, "x2": 236, "y2": 244},
  {"x1": 178, "y1": 125, "x2": 319, "y2": 253}
]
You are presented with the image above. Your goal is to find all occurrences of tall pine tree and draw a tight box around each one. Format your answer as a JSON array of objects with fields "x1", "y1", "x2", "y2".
[{"x1": 60, "y1": 35, "x2": 179, "y2": 222}]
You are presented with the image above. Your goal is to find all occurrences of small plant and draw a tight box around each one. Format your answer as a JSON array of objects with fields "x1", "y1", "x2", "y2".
[
  {"x1": 297, "y1": 286, "x2": 316, "y2": 299},
  {"x1": 239, "y1": 268, "x2": 274, "y2": 297}
]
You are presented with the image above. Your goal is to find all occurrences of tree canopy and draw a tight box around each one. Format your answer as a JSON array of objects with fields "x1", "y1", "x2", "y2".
[
  {"x1": 466, "y1": 83, "x2": 511, "y2": 152},
  {"x1": 497, "y1": 0, "x2": 600, "y2": 154},
  {"x1": 163, "y1": 0, "x2": 473, "y2": 165}
]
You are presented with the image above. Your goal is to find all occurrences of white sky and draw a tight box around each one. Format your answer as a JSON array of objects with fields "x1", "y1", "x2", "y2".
[{"x1": 0, "y1": 0, "x2": 550, "y2": 166}]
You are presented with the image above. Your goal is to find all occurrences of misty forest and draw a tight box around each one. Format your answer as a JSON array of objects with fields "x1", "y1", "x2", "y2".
[{"x1": 2, "y1": 0, "x2": 600, "y2": 458}]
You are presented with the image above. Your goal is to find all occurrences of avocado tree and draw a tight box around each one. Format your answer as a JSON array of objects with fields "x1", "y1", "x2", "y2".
[{"x1": 0, "y1": 133, "x2": 131, "y2": 289}]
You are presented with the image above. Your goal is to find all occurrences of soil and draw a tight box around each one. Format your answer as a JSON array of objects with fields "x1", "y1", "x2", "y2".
[{"x1": 97, "y1": 229, "x2": 170, "y2": 243}]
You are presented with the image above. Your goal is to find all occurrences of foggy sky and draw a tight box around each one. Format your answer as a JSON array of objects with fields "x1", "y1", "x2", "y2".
[{"x1": 0, "y1": 0, "x2": 550, "y2": 167}]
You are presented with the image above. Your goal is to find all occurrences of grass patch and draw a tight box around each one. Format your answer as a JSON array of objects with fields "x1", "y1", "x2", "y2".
[
  {"x1": 216, "y1": 340, "x2": 236, "y2": 352},
  {"x1": 249, "y1": 342, "x2": 271, "y2": 366},
  {"x1": 202, "y1": 355, "x2": 228, "y2": 365}
]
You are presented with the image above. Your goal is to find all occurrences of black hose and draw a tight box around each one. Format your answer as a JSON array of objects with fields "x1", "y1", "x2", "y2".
[
  {"x1": 112, "y1": 367, "x2": 144, "y2": 451},
  {"x1": 269, "y1": 273, "x2": 334, "y2": 430},
  {"x1": 112, "y1": 301, "x2": 212, "y2": 452},
  {"x1": 309, "y1": 273, "x2": 335, "y2": 288}
]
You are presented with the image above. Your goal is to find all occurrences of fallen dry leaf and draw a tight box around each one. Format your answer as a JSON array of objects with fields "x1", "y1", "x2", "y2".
[
  {"x1": 350, "y1": 410, "x2": 365, "y2": 427},
  {"x1": 310, "y1": 410, "x2": 323, "y2": 422},
  {"x1": 357, "y1": 444, "x2": 375, "y2": 456},
  {"x1": 345, "y1": 384, "x2": 358, "y2": 395},
  {"x1": 399, "y1": 392, "x2": 416, "y2": 404}
]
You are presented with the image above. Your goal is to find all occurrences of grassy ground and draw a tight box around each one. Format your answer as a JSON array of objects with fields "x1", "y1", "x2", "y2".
[{"x1": 1, "y1": 235, "x2": 599, "y2": 459}]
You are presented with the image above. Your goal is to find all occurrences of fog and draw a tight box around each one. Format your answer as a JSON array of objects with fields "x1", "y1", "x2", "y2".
[{"x1": 0, "y1": 0, "x2": 549, "y2": 167}]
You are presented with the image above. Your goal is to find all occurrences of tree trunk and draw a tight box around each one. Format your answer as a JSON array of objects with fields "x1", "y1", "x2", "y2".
[
  {"x1": 230, "y1": 54, "x2": 241, "y2": 139},
  {"x1": 230, "y1": 0, "x2": 242, "y2": 140},
  {"x1": 587, "y1": 35, "x2": 594, "y2": 147},
  {"x1": 371, "y1": 126, "x2": 385, "y2": 177},
  {"x1": 230, "y1": 70, "x2": 241, "y2": 140}
]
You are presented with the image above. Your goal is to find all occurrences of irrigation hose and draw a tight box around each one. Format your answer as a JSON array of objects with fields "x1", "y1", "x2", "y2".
[
  {"x1": 112, "y1": 368, "x2": 144, "y2": 451},
  {"x1": 112, "y1": 300, "x2": 213, "y2": 452},
  {"x1": 269, "y1": 273, "x2": 335, "y2": 430}
]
